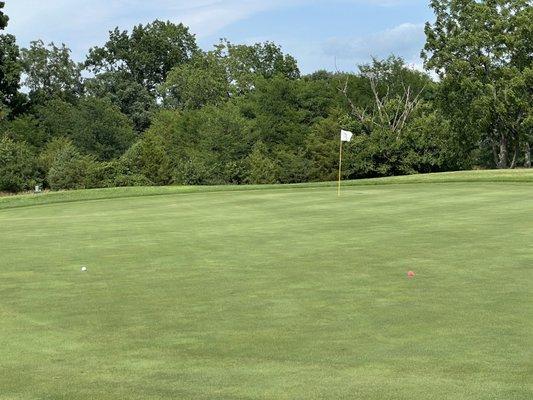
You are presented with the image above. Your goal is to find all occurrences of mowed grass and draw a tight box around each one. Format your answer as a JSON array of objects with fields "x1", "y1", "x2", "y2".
[{"x1": 0, "y1": 171, "x2": 532, "y2": 399}]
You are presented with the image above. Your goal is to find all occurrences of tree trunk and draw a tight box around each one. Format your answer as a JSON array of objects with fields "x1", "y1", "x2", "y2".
[
  {"x1": 525, "y1": 143, "x2": 531, "y2": 168},
  {"x1": 498, "y1": 134, "x2": 508, "y2": 169},
  {"x1": 492, "y1": 143, "x2": 499, "y2": 167},
  {"x1": 509, "y1": 143, "x2": 519, "y2": 169}
]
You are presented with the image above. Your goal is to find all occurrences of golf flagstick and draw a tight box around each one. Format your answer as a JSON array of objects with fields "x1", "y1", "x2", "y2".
[
  {"x1": 338, "y1": 129, "x2": 353, "y2": 196},
  {"x1": 337, "y1": 135, "x2": 343, "y2": 196}
]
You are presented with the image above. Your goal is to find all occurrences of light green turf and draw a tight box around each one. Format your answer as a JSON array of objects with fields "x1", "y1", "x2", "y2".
[{"x1": 0, "y1": 171, "x2": 532, "y2": 399}]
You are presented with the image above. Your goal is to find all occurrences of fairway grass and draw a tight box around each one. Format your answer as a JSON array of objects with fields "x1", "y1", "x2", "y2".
[{"x1": 0, "y1": 171, "x2": 532, "y2": 399}]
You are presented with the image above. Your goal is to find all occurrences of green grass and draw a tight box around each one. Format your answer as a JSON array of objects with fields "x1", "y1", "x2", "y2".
[
  {"x1": 2, "y1": 168, "x2": 533, "y2": 211},
  {"x1": 0, "y1": 170, "x2": 532, "y2": 399}
]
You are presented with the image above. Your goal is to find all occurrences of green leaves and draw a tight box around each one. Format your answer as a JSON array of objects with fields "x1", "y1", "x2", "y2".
[
  {"x1": 161, "y1": 51, "x2": 230, "y2": 110},
  {"x1": 46, "y1": 141, "x2": 97, "y2": 190},
  {"x1": 20, "y1": 40, "x2": 82, "y2": 104},
  {"x1": 0, "y1": 34, "x2": 22, "y2": 108},
  {"x1": 220, "y1": 40, "x2": 300, "y2": 94},
  {"x1": 36, "y1": 98, "x2": 135, "y2": 161},
  {"x1": 86, "y1": 21, "x2": 198, "y2": 94},
  {"x1": 0, "y1": 136, "x2": 37, "y2": 192},
  {"x1": 0, "y1": 1, "x2": 9, "y2": 31},
  {"x1": 423, "y1": 0, "x2": 532, "y2": 168},
  {"x1": 0, "y1": 7, "x2": 530, "y2": 194},
  {"x1": 85, "y1": 70, "x2": 155, "y2": 132}
]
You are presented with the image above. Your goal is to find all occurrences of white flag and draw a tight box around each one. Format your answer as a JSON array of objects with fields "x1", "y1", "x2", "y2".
[{"x1": 341, "y1": 129, "x2": 353, "y2": 142}]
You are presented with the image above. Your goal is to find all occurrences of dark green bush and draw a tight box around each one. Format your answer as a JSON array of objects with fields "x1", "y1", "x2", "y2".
[
  {"x1": 0, "y1": 137, "x2": 38, "y2": 192},
  {"x1": 47, "y1": 143, "x2": 97, "y2": 190}
]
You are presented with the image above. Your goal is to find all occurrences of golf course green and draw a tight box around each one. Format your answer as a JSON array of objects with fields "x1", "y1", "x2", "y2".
[{"x1": 1, "y1": 170, "x2": 532, "y2": 399}]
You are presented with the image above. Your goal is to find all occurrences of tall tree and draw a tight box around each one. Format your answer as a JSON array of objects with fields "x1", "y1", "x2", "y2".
[
  {"x1": 161, "y1": 50, "x2": 230, "y2": 110},
  {"x1": 335, "y1": 57, "x2": 459, "y2": 177},
  {"x1": 353, "y1": 57, "x2": 433, "y2": 136},
  {"x1": 0, "y1": 1, "x2": 8, "y2": 30},
  {"x1": 218, "y1": 40, "x2": 300, "y2": 94},
  {"x1": 422, "y1": 0, "x2": 532, "y2": 168},
  {"x1": 0, "y1": 34, "x2": 22, "y2": 115},
  {"x1": 247, "y1": 76, "x2": 306, "y2": 147},
  {"x1": 0, "y1": 2, "x2": 23, "y2": 116},
  {"x1": 85, "y1": 20, "x2": 198, "y2": 94},
  {"x1": 21, "y1": 40, "x2": 82, "y2": 104},
  {"x1": 85, "y1": 70, "x2": 155, "y2": 132}
]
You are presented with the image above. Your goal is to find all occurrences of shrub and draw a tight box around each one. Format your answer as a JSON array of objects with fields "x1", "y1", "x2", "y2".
[
  {"x1": 38, "y1": 137, "x2": 73, "y2": 178},
  {"x1": 113, "y1": 173, "x2": 153, "y2": 187},
  {"x1": 172, "y1": 153, "x2": 221, "y2": 185},
  {"x1": 0, "y1": 137, "x2": 38, "y2": 192},
  {"x1": 120, "y1": 132, "x2": 172, "y2": 185},
  {"x1": 47, "y1": 143, "x2": 97, "y2": 190},
  {"x1": 245, "y1": 142, "x2": 280, "y2": 184}
]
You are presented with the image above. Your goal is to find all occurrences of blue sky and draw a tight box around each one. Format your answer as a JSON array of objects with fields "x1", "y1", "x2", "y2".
[{"x1": 4, "y1": 0, "x2": 434, "y2": 73}]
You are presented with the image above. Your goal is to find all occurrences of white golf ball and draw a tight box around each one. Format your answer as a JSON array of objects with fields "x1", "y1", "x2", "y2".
[{"x1": 81, "y1": 267, "x2": 87, "y2": 272}]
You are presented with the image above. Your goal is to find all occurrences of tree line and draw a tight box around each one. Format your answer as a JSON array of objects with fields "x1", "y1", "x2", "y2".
[{"x1": 0, "y1": 0, "x2": 531, "y2": 193}]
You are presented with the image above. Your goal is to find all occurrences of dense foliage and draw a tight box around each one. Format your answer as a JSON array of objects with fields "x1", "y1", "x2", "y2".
[
  {"x1": 422, "y1": 0, "x2": 533, "y2": 169},
  {"x1": 0, "y1": 0, "x2": 531, "y2": 192}
]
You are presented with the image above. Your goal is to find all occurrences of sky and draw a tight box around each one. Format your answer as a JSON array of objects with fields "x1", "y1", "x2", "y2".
[{"x1": 3, "y1": 0, "x2": 434, "y2": 74}]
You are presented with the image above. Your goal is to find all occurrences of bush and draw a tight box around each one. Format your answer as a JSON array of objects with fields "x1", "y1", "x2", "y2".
[
  {"x1": 120, "y1": 132, "x2": 172, "y2": 185},
  {"x1": 274, "y1": 148, "x2": 310, "y2": 183},
  {"x1": 38, "y1": 137, "x2": 73, "y2": 179},
  {"x1": 0, "y1": 137, "x2": 38, "y2": 192},
  {"x1": 245, "y1": 142, "x2": 280, "y2": 184},
  {"x1": 173, "y1": 153, "x2": 221, "y2": 185},
  {"x1": 113, "y1": 173, "x2": 153, "y2": 187},
  {"x1": 47, "y1": 143, "x2": 97, "y2": 190},
  {"x1": 86, "y1": 160, "x2": 124, "y2": 188},
  {"x1": 305, "y1": 117, "x2": 341, "y2": 182}
]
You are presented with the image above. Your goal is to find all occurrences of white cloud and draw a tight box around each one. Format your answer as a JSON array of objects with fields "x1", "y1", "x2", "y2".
[
  {"x1": 3, "y1": 0, "x2": 421, "y2": 71},
  {"x1": 4, "y1": 0, "x2": 306, "y2": 59},
  {"x1": 323, "y1": 22, "x2": 426, "y2": 65},
  {"x1": 5, "y1": 1, "x2": 297, "y2": 40},
  {"x1": 4, "y1": 0, "x2": 415, "y2": 41}
]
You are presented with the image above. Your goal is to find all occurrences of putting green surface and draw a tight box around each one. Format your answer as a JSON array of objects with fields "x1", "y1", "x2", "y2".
[{"x1": 1, "y1": 172, "x2": 532, "y2": 399}]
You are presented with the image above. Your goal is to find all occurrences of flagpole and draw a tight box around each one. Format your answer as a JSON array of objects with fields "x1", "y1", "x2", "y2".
[{"x1": 337, "y1": 135, "x2": 343, "y2": 197}]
